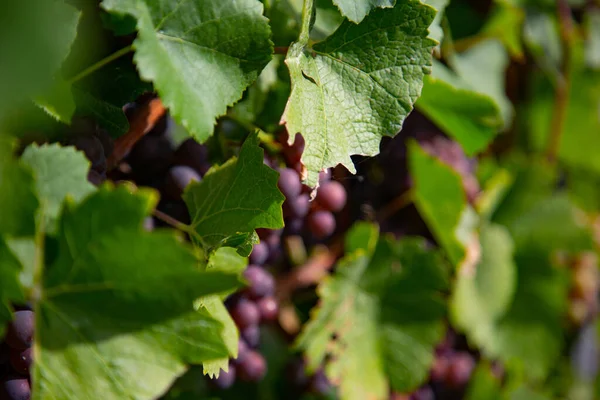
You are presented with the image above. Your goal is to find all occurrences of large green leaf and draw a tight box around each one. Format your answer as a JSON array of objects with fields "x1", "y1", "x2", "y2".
[
  {"x1": 0, "y1": 0, "x2": 80, "y2": 122},
  {"x1": 0, "y1": 239, "x2": 26, "y2": 338},
  {"x1": 21, "y1": 143, "x2": 96, "y2": 233},
  {"x1": 416, "y1": 61, "x2": 502, "y2": 155},
  {"x1": 184, "y1": 133, "x2": 284, "y2": 256},
  {"x1": 297, "y1": 222, "x2": 448, "y2": 399},
  {"x1": 451, "y1": 223, "x2": 516, "y2": 355},
  {"x1": 330, "y1": 0, "x2": 395, "y2": 23},
  {"x1": 0, "y1": 138, "x2": 38, "y2": 237},
  {"x1": 33, "y1": 186, "x2": 242, "y2": 400},
  {"x1": 282, "y1": 0, "x2": 435, "y2": 186},
  {"x1": 409, "y1": 141, "x2": 478, "y2": 267},
  {"x1": 101, "y1": 0, "x2": 273, "y2": 142}
]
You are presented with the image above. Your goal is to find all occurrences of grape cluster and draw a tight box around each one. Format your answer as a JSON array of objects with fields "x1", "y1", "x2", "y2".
[{"x1": 1, "y1": 308, "x2": 34, "y2": 400}]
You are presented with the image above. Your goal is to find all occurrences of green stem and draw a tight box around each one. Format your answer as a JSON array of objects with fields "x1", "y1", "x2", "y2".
[
  {"x1": 68, "y1": 45, "x2": 134, "y2": 84},
  {"x1": 298, "y1": 0, "x2": 315, "y2": 46}
]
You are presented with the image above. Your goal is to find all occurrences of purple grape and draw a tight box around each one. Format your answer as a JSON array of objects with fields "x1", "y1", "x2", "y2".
[
  {"x1": 236, "y1": 339, "x2": 250, "y2": 363},
  {"x1": 213, "y1": 363, "x2": 236, "y2": 389},
  {"x1": 9, "y1": 348, "x2": 32, "y2": 375},
  {"x1": 173, "y1": 138, "x2": 211, "y2": 176},
  {"x1": 241, "y1": 325, "x2": 260, "y2": 348},
  {"x1": 165, "y1": 165, "x2": 201, "y2": 198},
  {"x1": 430, "y1": 354, "x2": 449, "y2": 382},
  {"x1": 243, "y1": 266, "x2": 275, "y2": 299},
  {"x1": 446, "y1": 352, "x2": 475, "y2": 388},
  {"x1": 285, "y1": 218, "x2": 304, "y2": 235},
  {"x1": 277, "y1": 168, "x2": 302, "y2": 199},
  {"x1": 87, "y1": 169, "x2": 105, "y2": 186},
  {"x1": 249, "y1": 242, "x2": 269, "y2": 265},
  {"x1": 319, "y1": 169, "x2": 331, "y2": 182},
  {"x1": 307, "y1": 211, "x2": 336, "y2": 239},
  {"x1": 283, "y1": 194, "x2": 310, "y2": 219},
  {"x1": 68, "y1": 134, "x2": 106, "y2": 173},
  {"x1": 257, "y1": 296, "x2": 278, "y2": 321},
  {"x1": 229, "y1": 298, "x2": 260, "y2": 329},
  {"x1": 0, "y1": 376, "x2": 30, "y2": 400},
  {"x1": 309, "y1": 369, "x2": 331, "y2": 395},
  {"x1": 237, "y1": 350, "x2": 267, "y2": 382},
  {"x1": 5, "y1": 311, "x2": 34, "y2": 350},
  {"x1": 316, "y1": 181, "x2": 347, "y2": 212},
  {"x1": 411, "y1": 386, "x2": 435, "y2": 400},
  {"x1": 127, "y1": 135, "x2": 174, "y2": 181}
]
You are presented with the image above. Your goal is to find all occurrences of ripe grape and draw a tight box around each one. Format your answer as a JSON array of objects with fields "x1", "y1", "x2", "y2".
[
  {"x1": 9, "y1": 348, "x2": 32, "y2": 375},
  {"x1": 213, "y1": 364, "x2": 236, "y2": 389},
  {"x1": 283, "y1": 194, "x2": 310, "y2": 219},
  {"x1": 0, "y1": 376, "x2": 30, "y2": 400},
  {"x1": 229, "y1": 298, "x2": 260, "y2": 329},
  {"x1": 237, "y1": 350, "x2": 267, "y2": 382},
  {"x1": 5, "y1": 311, "x2": 34, "y2": 350},
  {"x1": 243, "y1": 266, "x2": 275, "y2": 299},
  {"x1": 173, "y1": 138, "x2": 211, "y2": 176},
  {"x1": 257, "y1": 296, "x2": 278, "y2": 321},
  {"x1": 446, "y1": 352, "x2": 475, "y2": 388},
  {"x1": 165, "y1": 166, "x2": 201, "y2": 198},
  {"x1": 411, "y1": 386, "x2": 435, "y2": 400},
  {"x1": 241, "y1": 325, "x2": 260, "y2": 348},
  {"x1": 284, "y1": 218, "x2": 304, "y2": 235},
  {"x1": 315, "y1": 181, "x2": 347, "y2": 212},
  {"x1": 236, "y1": 339, "x2": 249, "y2": 362},
  {"x1": 249, "y1": 242, "x2": 269, "y2": 266},
  {"x1": 277, "y1": 168, "x2": 302, "y2": 199},
  {"x1": 127, "y1": 135, "x2": 174, "y2": 182},
  {"x1": 307, "y1": 211, "x2": 336, "y2": 239},
  {"x1": 308, "y1": 369, "x2": 331, "y2": 395}
]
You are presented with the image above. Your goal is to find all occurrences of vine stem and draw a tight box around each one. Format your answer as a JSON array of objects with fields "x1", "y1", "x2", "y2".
[
  {"x1": 298, "y1": 0, "x2": 315, "y2": 46},
  {"x1": 152, "y1": 209, "x2": 196, "y2": 236},
  {"x1": 67, "y1": 45, "x2": 134, "y2": 84},
  {"x1": 546, "y1": 0, "x2": 574, "y2": 163}
]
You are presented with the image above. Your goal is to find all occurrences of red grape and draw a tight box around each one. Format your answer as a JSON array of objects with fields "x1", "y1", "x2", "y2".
[{"x1": 307, "y1": 211, "x2": 336, "y2": 239}]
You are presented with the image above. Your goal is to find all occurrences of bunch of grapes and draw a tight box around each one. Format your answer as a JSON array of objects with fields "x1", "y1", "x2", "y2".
[{"x1": 1, "y1": 308, "x2": 34, "y2": 400}]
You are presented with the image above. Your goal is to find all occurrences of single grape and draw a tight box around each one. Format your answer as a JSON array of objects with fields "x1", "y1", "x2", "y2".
[
  {"x1": 229, "y1": 298, "x2": 260, "y2": 329},
  {"x1": 309, "y1": 369, "x2": 331, "y2": 395},
  {"x1": 319, "y1": 169, "x2": 331, "y2": 183},
  {"x1": 284, "y1": 218, "x2": 304, "y2": 235},
  {"x1": 411, "y1": 386, "x2": 435, "y2": 400},
  {"x1": 5, "y1": 311, "x2": 34, "y2": 350},
  {"x1": 249, "y1": 242, "x2": 269, "y2": 266},
  {"x1": 307, "y1": 211, "x2": 336, "y2": 239},
  {"x1": 237, "y1": 350, "x2": 267, "y2": 382},
  {"x1": 315, "y1": 181, "x2": 347, "y2": 212},
  {"x1": 257, "y1": 296, "x2": 278, "y2": 322},
  {"x1": 127, "y1": 135, "x2": 174, "y2": 182},
  {"x1": 236, "y1": 339, "x2": 250, "y2": 363},
  {"x1": 283, "y1": 194, "x2": 310, "y2": 219},
  {"x1": 173, "y1": 138, "x2": 211, "y2": 176},
  {"x1": 277, "y1": 168, "x2": 302, "y2": 199},
  {"x1": 430, "y1": 354, "x2": 449, "y2": 382},
  {"x1": 241, "y1": 324, "x2": 260, "y2": 348},
  {"x1": 212, "y1": 363, "x2": 236, "y2": 389},
  {"x1": 243, "y1": 266, "x2": 275, "y2": 299},
  {"x1": 446, "y1": 352, "x2": 475, "y2": 388},
  {"x1": 9, "y1": 348, "x2": 32, "y2": 375},
  {"x1": 0, "y1": 376, "x2": 30, "y2": 400},
  {"x1": 69, "y1": 135, "x2": 107, "y2": 173},
  {"x1": 165, "y1": 165, "x2": 201, "y2": 198}
]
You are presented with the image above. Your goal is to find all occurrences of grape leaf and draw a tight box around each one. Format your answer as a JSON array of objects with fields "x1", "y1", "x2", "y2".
[
  {"x1": 33, "y1": 186, "x2": 242, "y2": 400},
  {"x1": 416, "y1": 61, "x2": 502, "y2": 155},
  {"x1": 200, "y1": 247, "x2": 248, "y2": 377},
  {"x1": 0, "y1": 0, "x2": 80, "y2": 122},
  {"x1": 183, "y1": 133, "x2": 285, "y2": 255},
  {"x1": 297, "y1": 222, "x2": 448, "y2": 399},
  {"x1": 101, "y1": 0, "x2": 273, "y2": 142},
  {"x1": 330, "y1": 0, "x2": 395, "y2": 23},
  {"x1": 0, "y1": 239, "x2": 26, "y2": 338},
  {"x1": 423, "y1": 0, "x2": 450, "y2": 43},
  {"x1": 409, "y1": 141, "x2": 479, "y2": 267},
  {"x1": 34, "y1": 78, "x2": 77, "y2": 124},
  {"x1": 464, "y1": 364, "x2": 503, "y2": 400},
  {"x1": 0, "y1": 138, "x2": 38, "y2": 237},
  {"x1": 451, "y1": 223, "x2": 516, "y2": 355},
  {"x1": 450, "y1": 39, "x2": 513, "y2": 129},
  {"x1": 282, "y1": 0, "x2": 436, "y2": 186},
  {"x1": 21, "y1": 143, "x2": 96, "y2": 233}
]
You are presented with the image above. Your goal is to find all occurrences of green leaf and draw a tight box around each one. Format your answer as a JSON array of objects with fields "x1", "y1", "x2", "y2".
[
  {"x1": 33, "y1": 77, "x2": 77, "y2": 124},
  {"x1": 297, "y1": 222, "x2": 448, "y2": 399},
  {"x1": 451, "y1": 223, "x2": 517, "y2": 355},
  {"x1": 33, "y1": 186, "x2": 242, "y2": 400},
  {"x1": 330, "y1": 0, "x2": 395, "y2": 23},
  {"x1": 20, "y1": 143, "x2": 96, "y2": 233},
  {"x1": 409, "y1": 141, "x2": 478, "y2": 267},
  {"x1": 0, "y1": 138, "x2": 38, "y2": 237},
  {"x1": 464, "y1": 364, "x2": 503, "y2": 400},
  {"x1": 0, "y1": 0, "x2": 80, "y2": 122},
  {"x1": 101, "y1": 0, "x2": 273, "y2": 142},
  {"x1": 450, "y1": 39, "x2": 513, "y2": 129},
  {"x1": 282, "y1": 0, "x2": 435, "y2": 186},
  {"x1": 416, "y1": 61, "x2": 502, "y2": 155},
  {"x1": 508, "y1": 386, "x2": 552, "y2": 400},
  {"x1": 423, "y1": 0, "x2": 450, "y2": 43},
  {"x1": 0, "y1": 239, "x2": 26, "y2": 338},
  {"x1": 183, "y1": 133, "x2": 284, "y2": 255}
]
